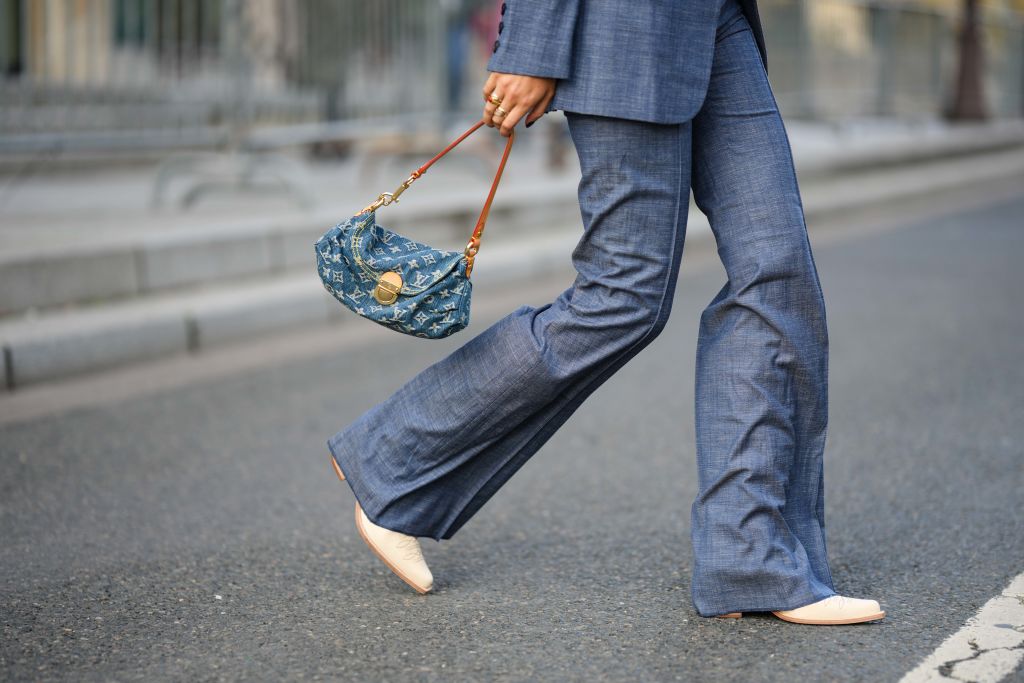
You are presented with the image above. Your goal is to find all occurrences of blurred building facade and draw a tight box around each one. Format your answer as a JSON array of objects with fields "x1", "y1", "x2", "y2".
[
  {"x1": 766, "y1": 0, "x2": 1024, "y2": 118},
  {"x1": 0, "y1": 0, "x2": 1022, "y2": 154}
]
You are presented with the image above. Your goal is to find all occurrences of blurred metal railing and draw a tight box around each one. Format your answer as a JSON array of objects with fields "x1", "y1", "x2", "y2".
[
  {"x1": 1, "y1": 0, "x2": 312, "y2": 152},
  {"x1": 1, "y1": 0, "x2": 1022, "y2": 166},
  {"x1": 0, "y1": 0, "x2": 452, "y2": 155}
]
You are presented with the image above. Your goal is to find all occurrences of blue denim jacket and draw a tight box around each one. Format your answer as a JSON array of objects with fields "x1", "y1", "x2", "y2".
[{"x1": 487, "y1": 0, "x2": 768, "y2": 125}]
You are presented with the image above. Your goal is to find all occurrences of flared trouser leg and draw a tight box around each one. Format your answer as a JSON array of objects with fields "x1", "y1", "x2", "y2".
[
  {"x1": 328, "y1": 113, "x2": 695, "y2": 542},
  {"x1": 327, "y1": 0, "x2": 836, "y2": 617},
  {"x1": 686, "y1": 5, "x2": 837, "y2": 616}
]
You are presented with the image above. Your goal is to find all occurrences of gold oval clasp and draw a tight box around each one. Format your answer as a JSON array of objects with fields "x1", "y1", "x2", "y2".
[{"x1": 373, "y1": 270, "x2": 403, "y2": 305}]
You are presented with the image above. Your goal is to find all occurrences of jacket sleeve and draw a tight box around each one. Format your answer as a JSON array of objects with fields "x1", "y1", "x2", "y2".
[{"x1": 485, "y1": 0, "x2": 581, "y2": 80}]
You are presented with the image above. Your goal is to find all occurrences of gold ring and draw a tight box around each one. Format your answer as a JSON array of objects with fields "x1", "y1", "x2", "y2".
[
  {"x1": 494, "y1": 106, "x2": 508, "y2": 117},
  {"x1": 488, "y1": 93, "x2": 503, "y2": 105}
]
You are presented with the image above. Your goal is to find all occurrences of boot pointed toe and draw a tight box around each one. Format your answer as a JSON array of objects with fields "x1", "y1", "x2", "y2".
[
  {"x1": 771, "y1": 595, "x2": 885, "y2": 625},
  {"x1": 354, "y1": 503, "x2": 434, "y2": 594}
]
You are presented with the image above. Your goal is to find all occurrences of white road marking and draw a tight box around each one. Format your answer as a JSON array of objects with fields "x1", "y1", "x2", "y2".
[{"x1": 899, "y1": 572, "x2": 1024, "y2": 683}]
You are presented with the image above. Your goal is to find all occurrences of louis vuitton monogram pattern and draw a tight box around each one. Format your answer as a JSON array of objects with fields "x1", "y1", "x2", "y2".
[{"x1": 314, "y1": 211, "x2": 472, "y2": 339}]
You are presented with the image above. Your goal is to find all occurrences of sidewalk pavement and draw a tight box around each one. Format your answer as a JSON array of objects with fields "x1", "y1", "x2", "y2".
[{"x1": 2, "y1": 115, "x2": 1023, "y2": 390}]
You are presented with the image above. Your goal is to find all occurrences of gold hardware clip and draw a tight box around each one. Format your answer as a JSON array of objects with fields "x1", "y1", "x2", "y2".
[
  {"x1": 373, "y1": 271, "x2": 404, "y2": 305},
  {"x1": 359, "y1": 173, "x2": 421, "y2": 215}
]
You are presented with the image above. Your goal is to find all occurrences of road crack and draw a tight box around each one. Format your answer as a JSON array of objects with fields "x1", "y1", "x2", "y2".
[{"x1": 938, "y1": 639, "x2": 1024, "y2": 681}]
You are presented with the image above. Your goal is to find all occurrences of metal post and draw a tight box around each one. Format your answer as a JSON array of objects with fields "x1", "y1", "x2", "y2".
[
  {"x1": 223, "y1": 0, "x2": 248, "y2": 152},
  {"x1": 871, "y1": 5, "x2": 896, "y2": 117},
  {"x1": 948, "y1": 0, "x2": 988, "y2": 120},
  {"x1": 796, "y1": 0, "x2": 815, "y2": 118}
]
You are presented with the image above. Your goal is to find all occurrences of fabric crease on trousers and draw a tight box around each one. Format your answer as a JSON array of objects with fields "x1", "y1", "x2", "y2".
[{"x1": 327, "y1": 0, "x2": 837, "y2": 617}]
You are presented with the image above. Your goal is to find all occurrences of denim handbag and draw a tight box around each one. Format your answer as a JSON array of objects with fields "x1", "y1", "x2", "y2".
[{"x1": 314, "y1": 121, "x2": 515, "y2": 339}]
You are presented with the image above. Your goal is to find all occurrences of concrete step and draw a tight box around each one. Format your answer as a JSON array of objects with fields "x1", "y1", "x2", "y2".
[
  {"x1": 0, "y1": 228, "x2": 587, "y2": 390},
  {"x1": 3, "y1": 118, "x2": 1022, "y2": 318},
  {"x1": 0, "y1": 175, "x2": 582, "y2": 317},
  {"x1": 3, "y1": 142, "x2": 1024, "y2": 392}
]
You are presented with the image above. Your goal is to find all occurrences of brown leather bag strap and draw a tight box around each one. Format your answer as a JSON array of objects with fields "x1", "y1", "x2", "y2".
[
  {"x1": 358, "y1": 120, "x2": 515, "y2": 279},
  {"x1": 462, "y1": 123, "x2": 514, "y2": 278}
]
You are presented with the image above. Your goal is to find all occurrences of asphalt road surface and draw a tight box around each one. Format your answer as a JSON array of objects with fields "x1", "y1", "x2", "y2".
[{"x1": 2, "y1": 175, "x2": 1022, "y2": 682}]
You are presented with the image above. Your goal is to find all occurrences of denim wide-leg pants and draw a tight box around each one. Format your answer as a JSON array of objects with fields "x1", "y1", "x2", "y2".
[{"x1": 328, "y1": 0, "x2": 838, "y2": 617}]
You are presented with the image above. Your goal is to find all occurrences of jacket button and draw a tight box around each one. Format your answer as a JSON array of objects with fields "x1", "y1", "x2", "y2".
[
  {"x1": 501, "y1": 3, "x2": 507, "y2": 14},
  {"x1": 498, "y1": 21, "x2": 504, "y2": 33},
  {"x1": 492, "y1": 39, "x2": 500, "y2": 53}
]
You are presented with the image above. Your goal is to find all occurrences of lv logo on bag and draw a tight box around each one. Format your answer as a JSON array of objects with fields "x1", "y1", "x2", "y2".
[{"x1": 313, "y1": 121, "x2": 514, "y2": 339}]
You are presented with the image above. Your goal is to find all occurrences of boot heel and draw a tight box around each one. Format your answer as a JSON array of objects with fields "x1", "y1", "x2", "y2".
[
  {"x1": 716, "y1": 612, "x2": 742, "y2": 619},
  {"x1": 330, "y1": 454, "x2": 346, "y2": 481}
]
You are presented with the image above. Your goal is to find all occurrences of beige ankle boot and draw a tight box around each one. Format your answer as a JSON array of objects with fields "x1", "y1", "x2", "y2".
[
  {"x1": 716, "y1": 595, "x2": 885, "y2": 624},
  {"x1": 772, "y1": 595, "x2": 883, "y2": 624},
  {"x1": 354, "y1": 502, "x2": 434, "y2": 594},
  {"x1": 330, "y1": 455, "x2": 434, "y2": 594}
]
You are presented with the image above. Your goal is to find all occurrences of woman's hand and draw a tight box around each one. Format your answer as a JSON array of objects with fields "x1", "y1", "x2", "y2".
[{"x1": 481, "y1": 72, "x2": 556, "y2": 137}]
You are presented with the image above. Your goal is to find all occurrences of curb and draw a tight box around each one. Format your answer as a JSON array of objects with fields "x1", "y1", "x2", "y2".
[
  {"x1": 791, "y1": 118, "x2": 1024, "y2": 175},
  {"x1": 0, "y1": 231, "x2": 586, "y2": 391},
  {"x1": 4, "y1": 119, "x2": 1022, "y2": 317},
  {"x1": 0, "y1": 179, "x2": 582, "y2": 316},
  {"x1": 3, "y1": 142, "x2": 1024, "y2": 392}
]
